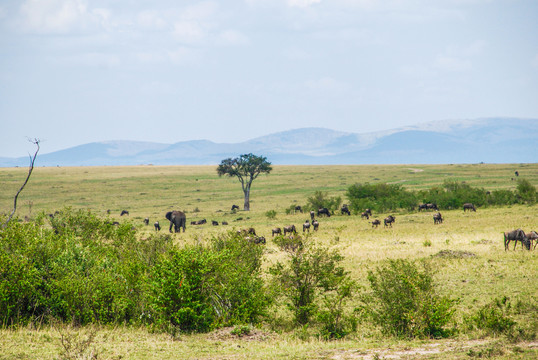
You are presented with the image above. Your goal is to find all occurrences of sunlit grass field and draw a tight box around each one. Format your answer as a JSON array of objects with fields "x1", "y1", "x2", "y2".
[{"x1": 1, "y1": 163, "x2": 537, "y2": 359}]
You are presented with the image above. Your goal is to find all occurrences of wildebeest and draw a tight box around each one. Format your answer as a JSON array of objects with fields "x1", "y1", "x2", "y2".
[
  {"x1": 361, "y1": 211, "x2": 370, "y2": 219},
  {"x1": 515, "y1": 171, "x2": 519, "y2": 177},
  {"x1": 212, "y1": 220, "x2": 219, "y2": 226},
  {"x1": 310, "y1": 211, "x2": 315, "y2": 221},
  {"x1": 312, "y1": 220, "x2": 319, "y2": 231},
  {"x1": 196, "y1": 219, "x2": 207, "y2": 225},
  {"x1": 231, "y1": 204, "x2": 239, "y2": 211},
  {"x1": 341, "y1": 205, "x2": 351, "y2": 216},
  {"x1": 526, "y1": 231, "x2": 538, "y2": 250},
  {"x1": 303, "y1": 220, "x2": 311, "y2": 232},
  {"x1": 246, "y1": 235, "x2": 266, "y2": 244},
  {"x1": 433, "y1": 212, "x2": 443, "y2": 224},
  {"x1": 463, "y1": 203, "x2": 476, "y2": 212},
  {"x1": 384, "y1": 215, "x2": 395, "y2": 227},
  {"x1": 364, "y1": 208, "x2": 372, "y2": 216},
  {"x1": 238, "y1": 227, "x2": 256, "y2": 236},
  {"x1": 120, "y1": 210, "x2": 129, "y2": 216},
  {"x1": 504, "y1": 228, "x2": 527, "y2": 251},
  {"x1": 317, "y1": 208, "x2": 331, "y2": 217},
  {"x1": 272, "y1": 227, "x2": 282, "y2": 236},
  {"x1": 222, "y1": 221, "x2": 228, "y2": 225},
  {"x1": 144, "y1": 218, "x2": 149, "y2": 225},
  {"x1": 283, "y1": 224, "x2": 297, "y2": 235},
  {"x1": 154, "y1": 221, "x2": 161, "y2": 231},
  {"x1": 371, "y1": 219, "x2": 381, "y2": 228},
  {"x1": 166, "y1": 210, "x2": 186, "y2": 233},
  {"x1": 419, "y1": 203, "x2": 439, "y2": 211},
  {"x1": 294, "y1": 205, "x2": 303, "y2": 213}
]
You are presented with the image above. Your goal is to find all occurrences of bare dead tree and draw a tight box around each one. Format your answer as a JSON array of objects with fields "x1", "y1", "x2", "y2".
[{"x1": 2, "y1": 138, "x2": 40, "y2": 228}]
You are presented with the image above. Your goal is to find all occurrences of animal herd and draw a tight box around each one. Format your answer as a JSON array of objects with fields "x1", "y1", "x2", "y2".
[{"x1": 117, "y1": 201, "x2": 534, "y2": 252}]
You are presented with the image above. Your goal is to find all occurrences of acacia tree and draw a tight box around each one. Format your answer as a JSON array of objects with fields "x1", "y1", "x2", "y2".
[{"x1": 216, "y1": 153, "x2": 272, "y2": 211}]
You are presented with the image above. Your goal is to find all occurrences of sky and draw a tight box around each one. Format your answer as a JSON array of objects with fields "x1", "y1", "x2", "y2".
[{"x1": 1, "y1": 0, "x2": 537, "y2": 158}]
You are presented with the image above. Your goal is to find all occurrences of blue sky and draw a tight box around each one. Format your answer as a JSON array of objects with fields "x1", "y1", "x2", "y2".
[{"x1": 1, "y1": 0, "x2": 537, "y2": 158}]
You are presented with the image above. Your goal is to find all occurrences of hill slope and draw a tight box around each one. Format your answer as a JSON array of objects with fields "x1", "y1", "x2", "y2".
[{"x1": 1, "y1": 118, "x2": 536, "y2": 166}]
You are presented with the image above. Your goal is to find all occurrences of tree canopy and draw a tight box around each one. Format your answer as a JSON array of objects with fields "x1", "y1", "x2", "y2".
[{"x1": 217, "y1": 153, "x2": 272, "y2": 211}]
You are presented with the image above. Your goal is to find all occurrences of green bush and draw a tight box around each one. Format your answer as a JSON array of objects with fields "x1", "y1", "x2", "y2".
[
  {"x1": 469, "y1": 297, "x2": 516, "y2": 336},
  {"x1": 149, "y1": 231, "x2": 269, "y2": 333},
  {"x1": 270, "y1": 235, "x2": 355, "y2": 330},
  {"x1": 265, "y1": 210, "x2": 277, "y2": 219},
  {"x1": 346, "y1": 183, "x2": 417, "y2": 213},
  {"x1": 364, "y1": 259, "x2": 456, "y2": 339},
  {"x1": 516, "y1": 178, "x2": 537, "y2": 204},
  {"x1": 306, "y1": 191, "x2": 342, "y2": 213}
]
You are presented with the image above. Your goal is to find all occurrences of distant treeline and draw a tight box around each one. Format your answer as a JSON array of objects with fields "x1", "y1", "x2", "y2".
[{"x1": 346, "y1": 178, "x2": 537, "y2": 213}]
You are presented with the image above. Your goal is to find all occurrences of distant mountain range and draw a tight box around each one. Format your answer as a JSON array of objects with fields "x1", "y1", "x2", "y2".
[{"x1": 1, "y1": 118, "x2": 536, "y2": 166}]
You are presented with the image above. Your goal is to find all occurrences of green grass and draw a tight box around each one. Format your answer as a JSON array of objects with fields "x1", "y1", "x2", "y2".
[{"x1": 1, "y1": 163, "x2": 537, "y2": 359}]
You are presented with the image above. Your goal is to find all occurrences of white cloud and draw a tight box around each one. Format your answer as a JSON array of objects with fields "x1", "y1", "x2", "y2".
[
  {"x1": 434, "y1": 56, "x2": 471, "y2": 72},
  {"x1": 173, "y1": 20, "x2": 207, "y2": 43},
  {"x1": 287, "y1": 0, "x2": 322, "y2": 8},
  {"x1": 137, "y1": 10, "x2": 167, "y2": 30},
  {"x1": 20, "y1": 0, "x2": 88, "y2": 33},
  {"x1": 215, "y1": 29, "x2": 249, "y2": 46}
]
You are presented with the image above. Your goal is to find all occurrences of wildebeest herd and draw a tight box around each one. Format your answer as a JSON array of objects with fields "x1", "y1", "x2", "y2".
[{"x1": 127, "y1": 200, "x2": 534, "y2": 252}]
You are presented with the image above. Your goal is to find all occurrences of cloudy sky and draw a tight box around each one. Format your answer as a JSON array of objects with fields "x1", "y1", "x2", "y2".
[{"x1": 1, "y1": 0, "x2": 537, "y2": 158}]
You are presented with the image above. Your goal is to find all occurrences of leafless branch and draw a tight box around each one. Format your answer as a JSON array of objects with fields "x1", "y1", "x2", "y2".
[{"x1": 2, "y1": 138, "x2": 40, "y2": 228}]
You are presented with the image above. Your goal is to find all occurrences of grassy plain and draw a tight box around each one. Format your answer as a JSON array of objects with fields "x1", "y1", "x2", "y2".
[{"x1": 1, "y1": 163, "x2": 537, "y2": 359}]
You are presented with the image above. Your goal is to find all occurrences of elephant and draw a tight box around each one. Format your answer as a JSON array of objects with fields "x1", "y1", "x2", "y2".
[{"x1": 165, "y1": 210, "x2": 186, "y2": 233}]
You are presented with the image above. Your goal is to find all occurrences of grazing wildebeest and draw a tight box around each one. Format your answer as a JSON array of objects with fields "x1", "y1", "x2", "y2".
[
  {"x1": 120, "y1": 210, "x2": 129, "y2": 216},
  {"x1": 283, "y1": 225, "x2": 297, "y2": 235},
  {"x1": 154, "y1": 221, "x2": 161, "y2": 231},
  {"x1": 166, "y1": 210, "x2": 186, "y2": 233},
  {"x1": 144, "y1": 218, "x2": 149, "y2": 225},
  {"x1": 418, "y1": 204, "x2": 428, "y2": 211},
  {"x1": 361, "y1": 211, "x2": 370, "y2": 220},
  {"x1": 526, "y1": 231, "x2": 538, "y2": 250},
  {"x1": 341, "y1": 205, "x2": 351, "y2": 216},
  {"x1": 384, "y1": 215, "x2": 395, "y2": 227},
  {"x1": 247, "y1": 236, "x2": 266, "y2": 244},
  {"x1": 303, "y1": 220, "x2": 311, "y2": 232},
  {"x1": 310, "y1": 211, "x2": 315, "y2": 221},
  {"x1": 433, "y1": 212, "x2": 443, "y2": 224},
  {"x1": 504, "y1": 229, "x2": 527, "y2": 251},
  {"x1": 312, "y1": 220, "x2": 319, "y2": 231},
  {"x1": 463, "y1": 203, "x2": 476, "y2": 212},
  {"x1": 222, "y1": 221, "x2": 228, "y2": 225},
  {"x1": 317, "y1": 208, "x2": 331, "y2": 217},
  {"x1": 212, "y1": 220, "x2": 219, "y2": 226},
  {"x1": 371, "y1": 219, "x2": 381, "y2": 228},
  {"x1": 196, "y1": 219, "x2": 207, "y2": 225},
  {"x1": 190, "y1": 221, "x2": 197, "y2": 225},
  {"x1": 240, "y1": 227, "x2": 256, "y2": 235},
  {"x1": 364, "y1": 208, "x2": 372, "y2": 217},
  {"x1": 294, "y1": 205, "x2": 303, "y2": 213},
  {"x1": 272, "y1": 227, "x2": 282, "y2": 236},
  {"x1": 515, "y1": 171, "x2": 519, "y2": 177},
  {"x1": 231, "y1": 204, "x2": 239, "y2": 211},
  {"x1": 428, "y1": 203, "x2": 439, "y2": 211}
]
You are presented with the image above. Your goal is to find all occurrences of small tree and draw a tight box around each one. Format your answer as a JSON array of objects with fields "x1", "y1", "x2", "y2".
[{"x1": 216, "y1": 153, "x2": 272, "y2": 211}]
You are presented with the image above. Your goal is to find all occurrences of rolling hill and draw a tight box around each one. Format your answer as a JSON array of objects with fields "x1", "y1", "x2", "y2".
[{"x1": 1, "y1": 118, "x2": 536, "y2": 166}]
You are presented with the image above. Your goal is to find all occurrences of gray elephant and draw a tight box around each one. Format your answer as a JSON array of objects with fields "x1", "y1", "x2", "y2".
[{"x1": 165, "y1": 210, "x2": 186, "y2": 233}]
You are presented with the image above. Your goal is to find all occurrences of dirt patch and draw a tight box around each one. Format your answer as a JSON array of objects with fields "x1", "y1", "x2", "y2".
[
  {"x1": 432, "y1": 250, "x2": 477, "y2": 258},
  {"x1": 208, "y1": 326, "x2": 276, "y2": 342},
  {"x1": 408, "y1": 168, "x2": 424, "y2": 173}
]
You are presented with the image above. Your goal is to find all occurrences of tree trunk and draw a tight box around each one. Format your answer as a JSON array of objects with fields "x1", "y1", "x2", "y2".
[{"x1": 243, "y1": 186, "x2": 251, "y2": 211}]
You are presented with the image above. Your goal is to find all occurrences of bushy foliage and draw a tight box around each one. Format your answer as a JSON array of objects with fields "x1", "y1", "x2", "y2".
[
  {"x1": 346, "y1": 183, "x2": 417, "y2": 213},
  {"x1": 516, "y1": 178, "x2": 537, "y2": 204},
  {"x1": 0, "y1": 208, "x2": 170, "y2": 326},
  {"x1": 363, "y1": 259, "x2": 456, "y2": 339},
  {"x1": 270, "y1": 234, "x2": 356, "y2": 334},
  {"x1": 468, "y1": 297, "x2": 516, "y2": 336},
  {"x1": 149, "y1": 231, "x2": 270, "y2": 333},
  {"x1": 306, "y1": 191, "x2": 342, "y2": 213}
]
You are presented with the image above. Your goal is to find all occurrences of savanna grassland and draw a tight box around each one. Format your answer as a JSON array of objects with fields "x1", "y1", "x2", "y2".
[{"x1": 1, "y1": 163, "x2": 537, "y2": 359}]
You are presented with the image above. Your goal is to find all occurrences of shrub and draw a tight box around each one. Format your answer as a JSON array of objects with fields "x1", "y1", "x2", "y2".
[
  {"x1": 468, "y1": 296, "x2": 516, "y2": 336},
  {"x1": 149, "y1": 231, "x2": 269, "y2": 333},
  {"x1": 364, "y1": 259, "x2": 456, "y2": 338},
  {"x1": 516, "y1": 178, "x2": 537, "y2": 204},
  {"x1": 346, "y1": 183, "x2": 417, "y2": 213},
  {"x1": 270, "y1": 235, "x2": 355, "y2": 330},
  {"x1": 265, "y1": 210, "x2": 277, "y2": 219},
  {"x1": 306, "y1": 191, "x2": 342, "y2": 213}
]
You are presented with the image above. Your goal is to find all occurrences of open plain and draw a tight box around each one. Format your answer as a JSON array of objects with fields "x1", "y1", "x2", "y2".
[{"x1": 1, "y1": 163, "x2": 537, "y2": 359}]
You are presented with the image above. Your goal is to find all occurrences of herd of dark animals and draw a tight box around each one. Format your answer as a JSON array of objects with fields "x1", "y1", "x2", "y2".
[{"x1": 107, "y1": 189, "x2": 534, "y2": 251}]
